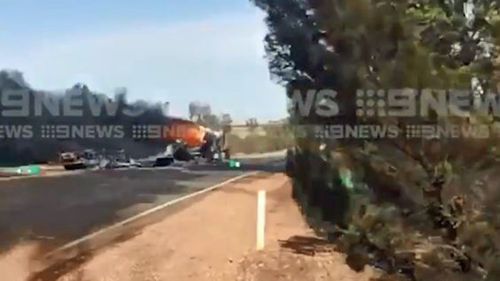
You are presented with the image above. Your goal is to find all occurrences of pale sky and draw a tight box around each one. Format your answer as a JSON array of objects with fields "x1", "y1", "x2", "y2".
[{"x1": 0, "y1": 0, "x2": 287, "y2": 122}]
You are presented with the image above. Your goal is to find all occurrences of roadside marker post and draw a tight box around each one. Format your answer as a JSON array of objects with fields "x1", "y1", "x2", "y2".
[
  {"x1": 228, "y1": 160, "x2": 241, "y2": 168},
  {"x1": 256, "y1": 190, "x2": 266, "y2": 251}
]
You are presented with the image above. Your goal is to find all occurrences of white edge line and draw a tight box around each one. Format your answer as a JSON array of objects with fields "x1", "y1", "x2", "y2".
[{"x1": 45, "y1": 171, "x2": 259, "y2": 258}]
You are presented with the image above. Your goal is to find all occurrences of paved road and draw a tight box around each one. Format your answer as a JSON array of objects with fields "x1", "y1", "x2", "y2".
[{"x1": 0, "y1": 158, "x2": 283, "y2": 252}]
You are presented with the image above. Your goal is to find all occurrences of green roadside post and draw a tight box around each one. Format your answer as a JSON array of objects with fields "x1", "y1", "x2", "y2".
[
  {"x1": 228, "y1": 160, "x2": 241, "y2": 169},
  {"x1": 0, "y1": 165, "x2": 42, "y2": 176},
  {"x1": 17, "y1": 165, "x2": 42, "y2": 176}
]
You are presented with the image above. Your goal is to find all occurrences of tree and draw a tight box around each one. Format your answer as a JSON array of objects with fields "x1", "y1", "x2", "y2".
[
  {"x1": 188, "y1": 103, "x2": 234, "y2": 131},
  {"x1": 189, "y1": 101, "x2": 212, "y2": 122},
  {"x1": 252, "y1": 0, "x2": 500, "y2": 280},
  {"x1": 220, "y1": 113, "x2": 233, "y2": 126},
  {"x1": 200, "y1": 114, "x2": 221, "y2": 130},
  {"x1": 246, "y1": 118, "x2": 259, "y2": 132},
  {"x1": 220, "y1": 113, "x2": 233, "y2": 134},
  {"x1": 246, "y1": 118, "x2": 258, "y2": 127}
]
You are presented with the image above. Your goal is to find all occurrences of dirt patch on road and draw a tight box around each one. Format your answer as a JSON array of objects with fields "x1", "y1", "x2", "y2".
[{"x1": 0, "y1": 242, "x2": 40, "y2": 281}]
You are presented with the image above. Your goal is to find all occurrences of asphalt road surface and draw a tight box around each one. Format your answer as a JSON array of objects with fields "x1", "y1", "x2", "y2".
[{"x1": 0, "y1": 158, "x2": 283, "y2": 252}]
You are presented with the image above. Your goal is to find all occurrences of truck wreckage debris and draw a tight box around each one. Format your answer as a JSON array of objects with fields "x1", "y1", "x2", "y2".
[{"x1": 58, "y1": 120, "x2": 230, "y2": 171}]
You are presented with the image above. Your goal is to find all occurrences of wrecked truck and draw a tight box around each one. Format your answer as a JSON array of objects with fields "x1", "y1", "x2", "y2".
[
  {"x1": 59, "y1": 149, "x2": 99, "y2": 170},
  {"x1": 162, "y1": 118, "x2": 229, "y2": 163}
]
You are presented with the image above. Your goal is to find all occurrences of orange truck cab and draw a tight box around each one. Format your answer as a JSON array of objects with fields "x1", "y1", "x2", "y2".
[{"x1": 165, "y1": 119, "x2": 207, "y2": 148}]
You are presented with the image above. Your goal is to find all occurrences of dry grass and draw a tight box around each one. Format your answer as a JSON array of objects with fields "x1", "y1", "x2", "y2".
[{"x1": 226, "y1": 126, "x2": 293, "y2": 154}]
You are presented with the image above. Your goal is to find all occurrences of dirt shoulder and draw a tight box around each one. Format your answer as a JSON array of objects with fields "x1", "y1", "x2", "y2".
[{"x1": 30, "y1": 173, "x2": 377, "y2": 281}]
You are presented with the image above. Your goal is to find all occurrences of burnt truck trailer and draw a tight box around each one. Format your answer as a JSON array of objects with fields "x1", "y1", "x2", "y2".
[{"x1": 164, "y1": 118, "x2": 228, "y2": 162}]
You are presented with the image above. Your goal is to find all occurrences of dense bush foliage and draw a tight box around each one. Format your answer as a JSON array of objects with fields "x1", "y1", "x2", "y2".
[{"x1": 253, "y1": 0, "x2": 500, "y2": 280}]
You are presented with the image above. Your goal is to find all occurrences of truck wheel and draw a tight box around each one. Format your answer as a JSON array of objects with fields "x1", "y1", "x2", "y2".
[
  {"x1": 154, "y1": 157, "x2": 174, "y2": 167},
  {"x1": 64, "y1": 163, "x2": 86, "y2": 170},
  {"x1": 173, "y1": 146, "x2": 194, "y2": 161}
]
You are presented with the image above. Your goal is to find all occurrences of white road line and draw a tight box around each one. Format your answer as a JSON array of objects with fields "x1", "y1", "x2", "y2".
[{"x1": 45, "y1": 171, "x2": 259, "y2": 258}]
